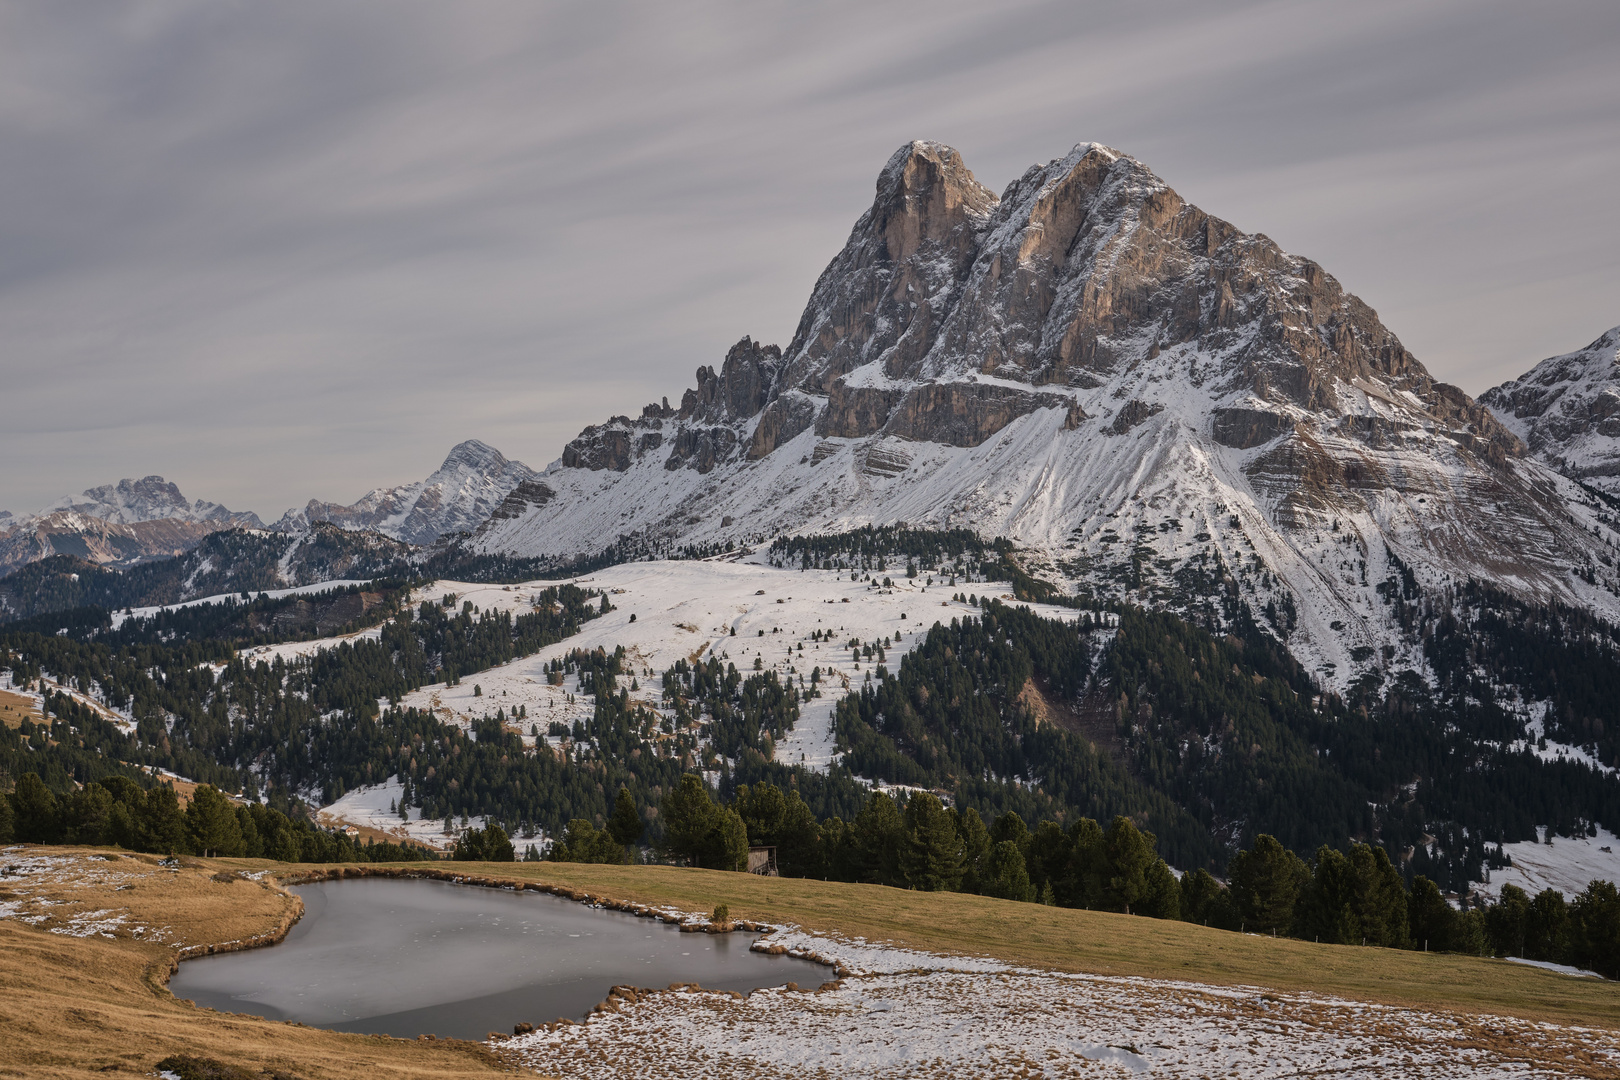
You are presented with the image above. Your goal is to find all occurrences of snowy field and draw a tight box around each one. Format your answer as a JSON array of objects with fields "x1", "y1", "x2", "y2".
[
  {"x1": 304, "y1": 560, "x2": 1078, "y2": 842},
  {"x1": 1, "y1": 667, "x2": 135, "y2": 734},
  {"x1": 393, "y1": 560, "x2": 1081, "y2": 767},
  {"x1": 502, "y1": 922, "x2": 1620, "y2": 1079},
  {"x1": 313, "y1": 775, "x2": 482, "y2": 851},
  {"x1": 110, "y1": 579, "x2": 373, "y2": 629},
  {"x1": 1480, "y1": 826, "x2": 1620, "y2": 903}
]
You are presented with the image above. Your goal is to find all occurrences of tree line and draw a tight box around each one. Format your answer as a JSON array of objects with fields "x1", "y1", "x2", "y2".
[{"x1": 0, "y1": 771, "x2": 431, "y2": 864}]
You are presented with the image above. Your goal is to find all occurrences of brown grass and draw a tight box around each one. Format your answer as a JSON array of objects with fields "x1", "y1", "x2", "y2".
[
  {"x1": 5, "y1": 847, "x2": 1617, "y2": 1078},
  {"x1": 0, "y1": 848, "x2": 513, "y2": 1080},
  {"x1": 0, "y1": 687, "x2": 39, "y2": 728}
]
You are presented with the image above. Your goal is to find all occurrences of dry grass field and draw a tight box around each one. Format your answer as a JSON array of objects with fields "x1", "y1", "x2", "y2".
[
  {"x1": 0, "y1": 848, "x2": 509, "y2": 1080},
  {"x1": 0, "y1": 687, "x2": 39, "y2": 728},
  {"x1": 3, "y1": 847, "x2": 1617, "y2": 1078}
]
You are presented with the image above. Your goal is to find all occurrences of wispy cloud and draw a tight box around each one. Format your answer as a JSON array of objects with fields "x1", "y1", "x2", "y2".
[{"x1": 1, "y1": 0, "x2": 1616, "y2": 515}]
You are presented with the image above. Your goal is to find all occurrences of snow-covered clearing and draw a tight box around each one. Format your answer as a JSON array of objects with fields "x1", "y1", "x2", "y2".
[
  {"x1": 395, "y1": 560, "x2": 1080, "y2": 768},
  {"x1": 314, "y1": 776, "x2": 481, "y2": 851},
  {"x1": 502, "y1": 923, "x2": 1619, "y2": 1079},
  {"x1": 110, "y1": 579, "x2": 374, "y2": 629},
  {"x1": 1478, "y1": 826, "x2": 1620, "y2": 903}
]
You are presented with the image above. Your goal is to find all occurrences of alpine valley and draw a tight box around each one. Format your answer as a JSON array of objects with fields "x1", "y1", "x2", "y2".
[{"x1": 6, "y1": 140, "x2": 1620, "y2": 904}]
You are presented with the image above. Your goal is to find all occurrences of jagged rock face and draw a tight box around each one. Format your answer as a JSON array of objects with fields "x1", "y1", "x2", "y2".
[
  {"x1": 0, "y1": 512, "x2": 236, "y2": 576},
  {"x1": 476, "y1": 140, "x2": 1620, "y2": 686},
  {"x1": 0, "y1": 476, "x2": 265, "y2": 575},
  {"x1": 277, "y1": 439, "x2": 537, "y2": 546},
  {"x1": 1482, "y1": 327, "x2": 1620, "y2": 495},
  {"x1": 39, "y1": 475, "x2": 264, "y2": 528}
]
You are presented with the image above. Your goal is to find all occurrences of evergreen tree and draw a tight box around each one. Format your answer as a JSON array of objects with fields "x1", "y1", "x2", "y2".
[
  {"x1": 0, "y1": 785, "x2": 12, "y2": 843},
  {"x1": 1102, "y1": 816, "x2": 1157, "y2": 915},
  {"x1": 11, "y1": 772, "x2": 60, "y2": 844},
  {"x1": 954, "y1": 807, "x2": 991, "y2": 893},
  {"x1": 981, "y1": 840, "x2": 1035, "y2": 902},
  {"x1": 186, "y1": 785, "x2": 244, "y2": 858},
  {"x1": 551, "y1": 818, "x2": 629, "y2": 864},
  {"x1": 64, "y1": 783, "x2": 114, "y2": 846},
  {"x1": 1486, "y1": 884, "x2": 1531, "y2": 957},
  {"x1": 1406, "y1": 875, "x2": 1455, "y2": 952},
  {"x1": 1569, "y1": 880, "x2": 1620, "y2": 978},
  {"x1": 659, "y1": 774, "x2": 718, "y2": 866},
  {"x1": 1228, "y1": 834, "x2": 1307, "y2": 934},
  {"x1": 607, "y1": 787, "x2": 643, "y2": 847},
  {"x1": 851, "y1": 791, "x2": 906, "y2": 887},
  {"x1": 1525, "y1": 888, "x2": 1570, "y2": 962},
  {"x1": 706, "y1": 806, "x2": 749, "y2": 872},
  {"x1": 901, "y1": 792, "x2": 965, "y2": 892},
  {"x1": 1179, "y1": 868, "x2": 1231, "y2": 927}
]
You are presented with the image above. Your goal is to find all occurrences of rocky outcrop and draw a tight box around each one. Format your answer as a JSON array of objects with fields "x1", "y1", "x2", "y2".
[
  {"x1": 748, "y1": 393, "x2": 817, "y2": 459},
  {"x1": 1482, "y1": 326, "x2": 1620, "y2": 493},
  {"x1": 1108, "y1": 400, "x2": 1164, "y2": 435},
  {"x1": 562, "y1": 419, "x2": 636, "y2": 472},
  {"x1": 884, "y1": 382, "x2": 1073, "y2": 447},
  {"x1": 1212, "y1": 406, "x2": 1294, "y2": 449}
]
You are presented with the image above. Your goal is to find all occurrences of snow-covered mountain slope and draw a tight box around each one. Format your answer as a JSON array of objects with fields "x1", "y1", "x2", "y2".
[
  {"x1": 276, "y1": 439, "x2": 537, "y2": 546},
  {"x1": 39, "y1": 475, "x2": 262, "y2": 528},
  {"x1": 1481, "y1": 326, "x2": 1620, "y2": 496},
  {"x1": 472, "y1": 140, "x2": 1620, "y2": 686}
]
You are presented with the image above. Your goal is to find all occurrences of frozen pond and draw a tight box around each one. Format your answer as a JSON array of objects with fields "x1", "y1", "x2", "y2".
[{"x1": 169, "y1": 877, "x2": 826, "y2": 1040}]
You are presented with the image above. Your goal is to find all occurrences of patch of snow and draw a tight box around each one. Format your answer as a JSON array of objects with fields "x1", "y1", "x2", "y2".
[{"x1": 1477, "y1": 825, "x2": 1620, "y2": 902}]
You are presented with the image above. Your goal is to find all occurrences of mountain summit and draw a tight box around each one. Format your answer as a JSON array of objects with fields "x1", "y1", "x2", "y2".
[
  {"x1": 39, "y1": 475, "x2": 262, "y2": 528},
  {"x1": 277, "y1": 439, "x2": 538, "y2": 546},
  {"x1": 471, "y1": 140, "x2": 1620, "y2": 682},
  {"x1": 1481, "y1": 326, "x2": 1620, "y2": 496}
]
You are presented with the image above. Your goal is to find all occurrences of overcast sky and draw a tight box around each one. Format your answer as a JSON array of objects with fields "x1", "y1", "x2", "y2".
[{"x1": 3, "y1": 1, "x2": 1617, "y2": 519}]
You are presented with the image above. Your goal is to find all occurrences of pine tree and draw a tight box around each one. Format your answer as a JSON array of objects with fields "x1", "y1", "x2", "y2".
[
  {"x1": 607, "y1": 787, "x2": 642, "y2": 847},
  {"x1": 901, "y1": 792, "x2": 965, "y2": 891},
  {"x1": 186, "y1": 785, "x2": 244, "y2": 858},
  {"x1": 10, "y1": 773, "x2": 60, "y2": 844}
]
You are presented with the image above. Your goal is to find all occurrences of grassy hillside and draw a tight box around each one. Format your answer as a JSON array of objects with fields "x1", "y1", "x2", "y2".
[{"x1": 2, "y1": 848, "x2": 1616, "y2": 1079}]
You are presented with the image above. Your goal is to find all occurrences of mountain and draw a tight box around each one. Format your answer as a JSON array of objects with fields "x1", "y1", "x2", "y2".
[
  {"x1": 0, "y1": 523, "x2": 419, "y2": 620},
  {"x1": 39, "y1": 475, "x2": 263, "y2": 527},
  {"x1": 1480, "y1": 326, "x2": 1620, "y2": 497},
  {"x1": 0, "y1": 476, "x2": 264, "y2": 576},
  {"x1": 470, "y1": 140, "x2": 1620, "y2": 684},
  {"x1": 275, "y1": 439, "x2": 538, "y2": 546}
]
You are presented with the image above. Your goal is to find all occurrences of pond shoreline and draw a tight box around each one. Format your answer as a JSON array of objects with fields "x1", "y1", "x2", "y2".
[{"x1": 164, "y1": 863, "x2": 845, "y2": 1040}]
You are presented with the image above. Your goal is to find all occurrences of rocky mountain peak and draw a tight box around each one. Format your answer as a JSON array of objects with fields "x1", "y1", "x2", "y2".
[
  {"x1": 435, "y1": 439, "x2": 512, "y2": 479},
  {"x1": 476, "y1": 139, "x2": 1620, "y2": 685},
  {"x1": 37, "y1": 475, "x2": 262, "y2": 528},
  {"x1": 1482, "y1": 325, "x2": 1620, "y2": 494},
  {"x1": 276, "y1": 440, "x2": 537, "y2": 546}
]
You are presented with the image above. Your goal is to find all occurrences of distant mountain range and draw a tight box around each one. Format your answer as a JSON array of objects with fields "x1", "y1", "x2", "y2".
[
  {"x1": 0, "y1": 440, "x2": 537, "y2": 577},
  {"x1": 3, "y1": 140, "x2": 1619, "y2": 690}
]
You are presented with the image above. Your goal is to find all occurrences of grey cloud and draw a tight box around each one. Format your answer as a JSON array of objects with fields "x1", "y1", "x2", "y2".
[{"x1": 1, "y1": 0, "x2": 1616, "y2": 516}]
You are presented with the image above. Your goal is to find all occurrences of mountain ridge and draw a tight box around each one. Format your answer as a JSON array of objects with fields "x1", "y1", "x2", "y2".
[
  {"x1": 1481, "y1": 325, "x2": 1620, "y2": 496},
  {"x1": 468, "y1": 139, "x2": 1620, "y2": 686}
]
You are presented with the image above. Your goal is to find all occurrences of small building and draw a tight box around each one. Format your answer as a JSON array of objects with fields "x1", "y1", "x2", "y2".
[{"x1": 746, "y1": 845, "x2": 778, "y2": 876}]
